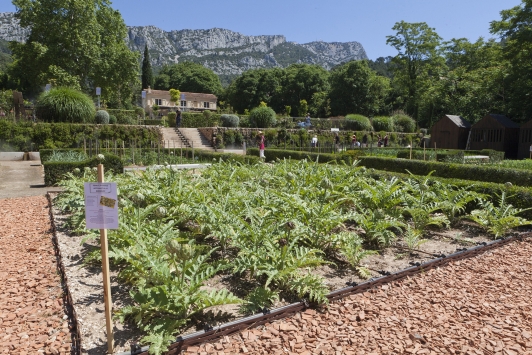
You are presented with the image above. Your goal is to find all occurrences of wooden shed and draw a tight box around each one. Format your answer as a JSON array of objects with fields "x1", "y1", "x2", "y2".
[
  {"x1": 470, "y1": 114, "x2": 519, "y2": 158},
  {"x1": 430, "y1": 115, "x2": 471, "y2": 149},
  {"x1": 518, "y1": 119, "x2": 532, "y2": 159}
]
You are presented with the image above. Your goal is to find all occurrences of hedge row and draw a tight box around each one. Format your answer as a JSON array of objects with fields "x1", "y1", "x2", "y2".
[
  {"x1": 167, "y1": 112, "x2": 220, "y2": 128},
  {"x1": 248, "y1": 148, "x2": 532, "y2": 187},
  {"x1": 43, "y1": 153, "x2": 123, "y2": 186},
  {"x1": 161, "y1": 148, "x2": 261, "y2": 165},
  {"x1": 357, "y1": 156, "x2": 532, "y2": 187},
  {"x1": 0, "y1": 121, "x2": 162, "y2": 151}
]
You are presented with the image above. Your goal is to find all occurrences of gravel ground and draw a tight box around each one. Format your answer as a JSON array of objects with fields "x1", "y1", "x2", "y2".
[
  {"x1": 186, "y1": 238, "x2": 532, "y2": 355},
  {"x1": 0, "y1": 196, "x2": 71, "y2": 355}
]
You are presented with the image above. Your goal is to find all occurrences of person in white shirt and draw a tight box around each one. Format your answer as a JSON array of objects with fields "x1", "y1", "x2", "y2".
[{"x1": 311, "y1": 135, "x2": 318, "y2": 148}]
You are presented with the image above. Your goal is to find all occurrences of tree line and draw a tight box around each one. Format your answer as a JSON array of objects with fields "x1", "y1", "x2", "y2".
[{"x1": 1, "y1": 0, "x2": 531, "y2": 128}]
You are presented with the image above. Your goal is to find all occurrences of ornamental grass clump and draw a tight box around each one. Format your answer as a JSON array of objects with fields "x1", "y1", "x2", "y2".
[{"x1": 36, "y1": 87, "x2": 95, "y2": 123}]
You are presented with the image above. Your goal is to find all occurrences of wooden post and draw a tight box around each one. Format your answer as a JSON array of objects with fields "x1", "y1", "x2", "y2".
[
  {"x1": 97, "y1": 164, "x2": 114, "y2": 354},
  {"x1": 83, "y1": 137, "x2": 86, "y2": 156},
  {"x1": 423, "y1": 140, "x2": 426, "y2": 161}
]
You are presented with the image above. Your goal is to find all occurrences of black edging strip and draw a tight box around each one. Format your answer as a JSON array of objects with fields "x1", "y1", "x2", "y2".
[
  {"x1": 46, "y1": 192, "x2": 82, "y2": 355},
  {"x1": 115, "y1": 232, "x2": 530, "y2": 355}
]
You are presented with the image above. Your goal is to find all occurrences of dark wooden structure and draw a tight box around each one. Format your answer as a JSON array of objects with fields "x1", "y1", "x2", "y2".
[
  {"x1": 430, "y1": 115, "x2": 471, "y2": 149},
  {"x1": 518, "y1": 119, "x2": 532, "y2": 159},
  {"x1": 470, "y1": 114, "x2": 519, "y2": 158}
]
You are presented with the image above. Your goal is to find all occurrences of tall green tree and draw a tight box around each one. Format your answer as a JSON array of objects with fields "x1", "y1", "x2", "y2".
[
  {"x1": 142, "y1": 44, "x2": 153, "y2": 90},
  {"x1": 278, "y1": 64, "x2": 330, "y2": 115},
  {"x1": 386, "y1": 21, "x2": 443, "y2": 125},
  {"x1": 10, "y1": 0, "x2": 139, "y2": 107},
  {"x1": 490, "y1": 0, "x2": 532, "y2": 122},
  {"x1": 224, "y1": 68, "x2": 283, "y2": 114},
  {"x1": 153, "y1": 62, "x2": 223, "y2": 95},
  {"x1": 328, "y1": 60, "x2": 390, "y2": 117},
  {"x1": 419, "y1": 38, "x2": 507, "y2": 125}
]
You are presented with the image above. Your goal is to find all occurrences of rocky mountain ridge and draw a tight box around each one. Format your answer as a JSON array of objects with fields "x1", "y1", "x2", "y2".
[{"x1": 0, "y1": 12, "x2": 368, "y2": 78}]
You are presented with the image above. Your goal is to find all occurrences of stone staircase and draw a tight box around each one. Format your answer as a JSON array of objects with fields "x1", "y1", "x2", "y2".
[{"x1": 160, "y1": 127, "x2": 214, "y2": 151}]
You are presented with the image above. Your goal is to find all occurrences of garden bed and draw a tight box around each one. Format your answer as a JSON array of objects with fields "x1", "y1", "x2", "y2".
[{"x1": 48, "y1": 160, "x2": 532, "y2": 354}]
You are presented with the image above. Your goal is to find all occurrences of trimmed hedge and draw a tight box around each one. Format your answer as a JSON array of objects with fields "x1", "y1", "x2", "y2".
[
  {"x1": 163, "y1": 148, "x2": 261, "y2": 165},
  {"x1": 167, "y1": 112, "x2": 220, "y2": 127},
  {"x1": 106, "y1": 109, "x2": 138, "y2": 125},
  {"x1": 247, "y1": 147, "x2": 353, "y2": 164},
  {"x1": 43, "y1": 153, "x2": 123, "y2": 186},
  {"x1": 0, "y1": 122, "x2": 162, "y2": 151},
  {"x1": 357, "y1": 156, "x2": 532, "y2": 187}
]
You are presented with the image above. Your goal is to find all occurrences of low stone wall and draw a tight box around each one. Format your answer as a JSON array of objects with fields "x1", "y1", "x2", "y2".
[{"x1": 0, "y1": 152, "x2": 41, "y2": 161}]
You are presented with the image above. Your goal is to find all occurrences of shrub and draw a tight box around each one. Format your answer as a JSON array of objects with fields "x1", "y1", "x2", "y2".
[
  {"x1": 345, "y1": 114, "x2": 372, "y2": 131},
  {"x1": 392, "y1": 114, "x2": 416, "y2": 133},
  {"x1": 220, "y1": 114, "x2": 240, "y2": 127},
  {"x1": 95, "y1": 110, "x2": 110, "y2": 124},
  {"x1": 36, "y1": 87, "x2": 95, "y2": 123},
  {"x1": 109, "y1": 115, "x2": 117, "y2": 124},
  {"x1": 107, "y1": 109, "x2": 137, "y2": 125},
  {"x1": 249, "y1": 106, "x2": 277, "y2": 128},
  {"x1": 167, "y1": 112, "x2": 177, "y2": 124},
  {"x1": 372, "y1": 116, "x2": 394, "y2": 132},
  {"x1": 43, "y1": 152, "x2": 123, "y2": 185}
]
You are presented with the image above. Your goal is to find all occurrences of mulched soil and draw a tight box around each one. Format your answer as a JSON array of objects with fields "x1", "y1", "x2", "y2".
[
  {"x1": 0, "y1": 196, "x2": 70, "y2": 355},
  {"x1": 186, "y1": 238, "x2": 532, "y2": 355}
]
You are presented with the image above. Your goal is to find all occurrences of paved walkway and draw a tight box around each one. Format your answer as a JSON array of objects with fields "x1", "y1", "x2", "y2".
[
  {"x1": 188, "y1": 239, "x2": 532, "y2": 355},
  {"x1": 0, "y1": 161, "x2": 50, "y2": 199}
]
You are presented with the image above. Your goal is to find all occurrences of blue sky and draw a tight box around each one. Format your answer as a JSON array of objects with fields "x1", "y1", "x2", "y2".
[{"x1": 1, "y1": 0, "x2": 522, "y2": 59}]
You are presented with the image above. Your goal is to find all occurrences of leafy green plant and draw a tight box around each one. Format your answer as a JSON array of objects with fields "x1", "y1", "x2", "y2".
[
  {"x1": 467, "y1": 191, "x2": 532, "y2": 238},
  {"x1": 372, "y1": 116, "x2": 394, "y2": 132},
  {"x1": 344, "y1": 114, "x2": 372, "y2": 131},
  {"x1": 95, "y1": 110, "x2": 110, "y2": 124},
  {"x1": 402, "y1": 226, "x2": 427, "y2": 252},
  {"x1": 36, "y1": 87, "x2": 95, "y2": 123},
  {"x1": 392, "y1": 113, "x2": 416, "y2": 133},
  {"x1": 249, "y1": 106, "x2": 277, "y2": 128},
  {"x1": 338, "y1": 232, "x2": 377, "y2": 278},
  {"x1": 220, "y1": 114, "x2": 239, "y2": 127}
]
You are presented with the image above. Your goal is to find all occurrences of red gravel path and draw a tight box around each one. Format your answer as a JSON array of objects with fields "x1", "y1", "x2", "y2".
[
  {"x1": 187, "y1": 239, "x2": 532, "y2": 355},
  {"x1": 0, "y1": 196, "x2": 70, "y2": 355}
]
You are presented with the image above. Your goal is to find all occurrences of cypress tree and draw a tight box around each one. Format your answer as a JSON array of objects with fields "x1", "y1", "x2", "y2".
[{"x1": 142, "y1": 44, "x2": 153, "y2": 90}]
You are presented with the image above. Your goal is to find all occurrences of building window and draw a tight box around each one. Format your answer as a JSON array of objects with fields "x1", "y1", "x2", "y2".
[
  {"x1": 181, "y1": 100, "x2": 186, "y2": 107},
  {"x1": 203, "y1": 102, "x2": 210, "y2": 108},
  {"x1": 154, "y1": 98, "x2": 162, "y2": 106}
]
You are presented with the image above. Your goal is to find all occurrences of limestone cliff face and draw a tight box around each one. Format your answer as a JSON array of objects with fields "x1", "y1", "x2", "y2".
[
  {"x1": 0, "y1": 13, "x2": 29, "y2": 42},
  {"x1": 0, "y1": 11, "x2": 368, "y2": 76},
  {"x1": 127, "y1": 26, "x2": 367, "y2": 75}
]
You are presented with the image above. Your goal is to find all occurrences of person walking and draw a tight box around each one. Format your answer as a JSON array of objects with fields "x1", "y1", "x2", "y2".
[
  {"x1": 362, "y1": 133, "x2": 368, "y2": 148},
  {"x1": 175, "y1": 109, "x2": 182, "y2": 128},
  {"x1": 384, "y1": 134, "x2": 389, "y2": 147},
  {"x1": 334, "y1": 133, "x2": 340, "y2": 151},
  {"x1": 351, "y1": 134, "x2": 357, "y2": 148},
  {"x1": 258, "y1": 131, "x2": 265, "y2": 159}
]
